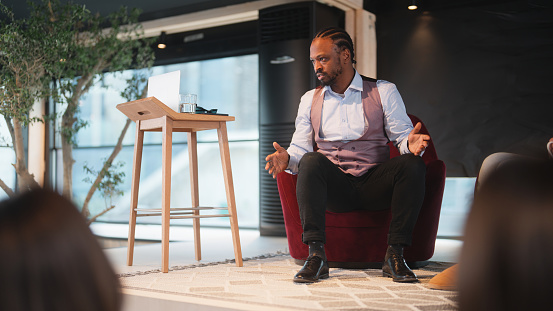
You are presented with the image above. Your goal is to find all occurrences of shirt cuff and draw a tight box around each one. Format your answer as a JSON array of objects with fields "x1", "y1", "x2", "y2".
[
  {"x1": 399, "y1": 140, "x2": 410, "y2": 155},
  {"x1": 286, "y1": 150, "x2": 300, "y2": 174}
]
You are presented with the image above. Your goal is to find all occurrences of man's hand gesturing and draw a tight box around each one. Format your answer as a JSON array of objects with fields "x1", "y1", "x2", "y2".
[
  {"x1": 265, "y1": 142, "x2": 289, "y2": 179},
  {"x1": 408, "y1": 122, "x2": 430, "y2": 156}
]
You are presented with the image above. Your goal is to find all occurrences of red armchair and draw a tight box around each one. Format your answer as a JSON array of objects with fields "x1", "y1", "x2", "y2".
[{"x1": 276, "y1": 115, "x2": 446, "y2": 268}]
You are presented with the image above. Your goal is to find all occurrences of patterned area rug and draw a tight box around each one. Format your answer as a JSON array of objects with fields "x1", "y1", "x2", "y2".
[{"x1": 120, "y1": 254, "x2": 457, "y2": 311}]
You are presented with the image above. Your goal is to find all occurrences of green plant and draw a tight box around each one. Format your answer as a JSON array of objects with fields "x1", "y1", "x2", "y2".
[
  {"x1": 0, "y1": 1, "x2": 53, "y2": 193},
  {"x1": 0, "y1": 0, "x2": 155, "y2": 222},
  {"x1": 79, "y1": 69, "x2": 150, "y2": 219},
  {"x1": 42, "y1": 0, "x2": 154, "y2": 199},
  {"x1": 82, "y1": 160, "x2": 125, "y2": 224}
]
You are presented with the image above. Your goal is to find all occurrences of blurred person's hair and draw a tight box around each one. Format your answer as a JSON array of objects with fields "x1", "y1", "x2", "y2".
[
  {"x1": 0, "y1": 189, "x2": 122, "y2": 311},
  {"x1": 459, "y1": 159, "x2": 553, "y2": 311}
]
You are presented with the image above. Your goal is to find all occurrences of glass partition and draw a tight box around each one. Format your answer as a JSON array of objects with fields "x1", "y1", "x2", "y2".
[{"x1": 62, "y1": 54, "x2": 259, "y2": 228}]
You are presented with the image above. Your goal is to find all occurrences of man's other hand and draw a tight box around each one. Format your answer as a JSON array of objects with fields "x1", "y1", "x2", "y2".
[
  {"x1": 265, "y1": 142, "x2": 289, "y2": 179},
  {"x1": 408, "y1": 122, "x2": 430, "y2": 156}
]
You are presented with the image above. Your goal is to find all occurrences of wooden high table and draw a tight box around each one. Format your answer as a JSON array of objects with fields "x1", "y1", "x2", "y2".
[{"x1": 117, "y1": 97, "x2": 243, "y2": 273}]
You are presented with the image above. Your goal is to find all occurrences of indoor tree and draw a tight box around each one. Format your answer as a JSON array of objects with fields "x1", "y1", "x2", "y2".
[
  {"x1": 0, "y1": 0, "x2": 155, "y2": 221},
  {"x1": 80, "y1": 71, "x2": 150, "y2": 221},
  {"x1": 0, "y1": 1, "x2": 51, "y2": 195},
  {"x1": 44, "y1": 0, "x2": 155, "y2": 201}
]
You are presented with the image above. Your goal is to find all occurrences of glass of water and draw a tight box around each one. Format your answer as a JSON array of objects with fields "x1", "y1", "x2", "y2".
[{"x1": 179, "y1": 94, "x2": 197, "y2": 113}]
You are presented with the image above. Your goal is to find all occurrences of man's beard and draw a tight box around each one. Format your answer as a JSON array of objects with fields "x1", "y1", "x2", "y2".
[{"x1": 317, "y1": 66, "x2": 343, "y2": 86}]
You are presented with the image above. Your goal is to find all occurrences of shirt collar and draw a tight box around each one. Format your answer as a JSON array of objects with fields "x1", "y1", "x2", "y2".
[{"x1": 323, "y1": 70, "x2": 363, "y2": 95}]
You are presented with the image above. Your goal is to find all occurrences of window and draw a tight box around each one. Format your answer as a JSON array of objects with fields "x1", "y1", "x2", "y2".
[
  {"x1": 0, "y1": 117, "x2": 15, "y2": 201},
  {"x1": 55, "y1": 54, "x2": 259, "y2": 228},
  {"x1": 438, "y1": 177, "x2": 476, "y2": 238}
]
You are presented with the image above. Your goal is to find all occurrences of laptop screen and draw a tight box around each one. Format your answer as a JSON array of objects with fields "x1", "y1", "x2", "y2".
[{"x1": 147, "y1": 70, "x2": 180, "y2": 112}]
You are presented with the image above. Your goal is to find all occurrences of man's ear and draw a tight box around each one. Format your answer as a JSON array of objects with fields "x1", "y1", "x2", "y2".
[{"x1": 341, "y1": 48, "x2": 351, "y2": 64}]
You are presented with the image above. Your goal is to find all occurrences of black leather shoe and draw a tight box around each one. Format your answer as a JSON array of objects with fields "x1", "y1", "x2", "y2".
[
  {"x1": 293, "y1": 255, "x2": 329, "y2": 283},
  {"x1": 382, "y1": 246, "x2": 418, "y2": 283}
]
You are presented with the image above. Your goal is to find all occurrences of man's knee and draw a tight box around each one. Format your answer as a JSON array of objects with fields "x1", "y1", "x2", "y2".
[
  {"x1": 401, "y1": 154, "x2": 426, "y2": 175},
  {"x1": 298, "y1": 152, "x2": 327, "y2": 172}
]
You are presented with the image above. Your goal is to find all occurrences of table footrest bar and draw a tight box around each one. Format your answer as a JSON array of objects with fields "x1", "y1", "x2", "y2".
[
  {"x1": 136, "y1": 211, "x2": 195, "y2": 217},
  {"x1": 170, "y1": 214, "x2": 231, "y2": 219},
  {"x1": 134, "y1": 206, "x2": 228, "y2": 212}
]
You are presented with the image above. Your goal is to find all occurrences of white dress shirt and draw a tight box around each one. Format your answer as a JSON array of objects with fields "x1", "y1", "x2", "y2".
[{"x1": 286, "y1": 71, "x2": 414, "y2": 174}]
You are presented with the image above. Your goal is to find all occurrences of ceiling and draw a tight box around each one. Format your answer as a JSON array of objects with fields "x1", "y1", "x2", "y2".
[
  {"x1": 2, "y1": 0, "x2": 550, "y2": 24},
  {"x1": 1, "y1": 0, "x2": 257, "y2": 22}
]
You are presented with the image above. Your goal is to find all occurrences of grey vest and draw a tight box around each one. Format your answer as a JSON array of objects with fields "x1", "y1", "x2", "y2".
[{"x1": 310, "y1": 76, "x2": 390, "y2": 176}]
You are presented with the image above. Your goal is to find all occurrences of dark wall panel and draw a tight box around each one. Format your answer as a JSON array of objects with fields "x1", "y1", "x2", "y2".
[
  {"x1": 258, "y1": 1, "x2": 344, "y2": 236},
  {"x1": 373, "y1": 1, "x2": 553, "y2": 176}
]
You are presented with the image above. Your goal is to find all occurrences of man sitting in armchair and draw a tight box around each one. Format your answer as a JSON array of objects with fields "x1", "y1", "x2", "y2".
[{"x1": 265, "y1": 27, "x2": 430, "y2": 283}]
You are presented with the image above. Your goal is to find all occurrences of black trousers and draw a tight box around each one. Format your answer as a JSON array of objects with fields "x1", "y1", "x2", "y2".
[{"x1": 297, "y1": 152, "x2": 426, "y2": 246}]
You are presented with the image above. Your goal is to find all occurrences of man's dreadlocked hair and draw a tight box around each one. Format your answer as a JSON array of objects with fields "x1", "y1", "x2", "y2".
[{"x1": 314, "y1": 27, "x2": 356, "y2": 64}]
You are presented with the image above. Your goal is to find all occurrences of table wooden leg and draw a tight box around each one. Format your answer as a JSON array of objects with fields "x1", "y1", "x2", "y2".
[
  {"x1": 217, "y1": 122, "x2": 243, "y2": 267},
  {"x1": 161, "y1": 116, "x2": 173, "y2": 273},
  {"x1": 188, "y1": 131, "x2": 201, "y2": 261},
  {"x1": 127, "y1": 120, "x2": 144, "y2": 266}
]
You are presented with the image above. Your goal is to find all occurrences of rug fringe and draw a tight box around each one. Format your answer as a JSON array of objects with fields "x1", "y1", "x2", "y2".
[{"x1": 118, "y1": 251, "x2": 290, "y2": 278}]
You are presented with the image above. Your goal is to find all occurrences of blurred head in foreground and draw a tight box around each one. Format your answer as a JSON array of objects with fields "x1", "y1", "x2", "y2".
[
  {"x1": 0, "y1": 189, "x2": 122, "y2": 311},
  {"x1": 459, "y1": 159, "x2": 553, "y2": 311}
]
